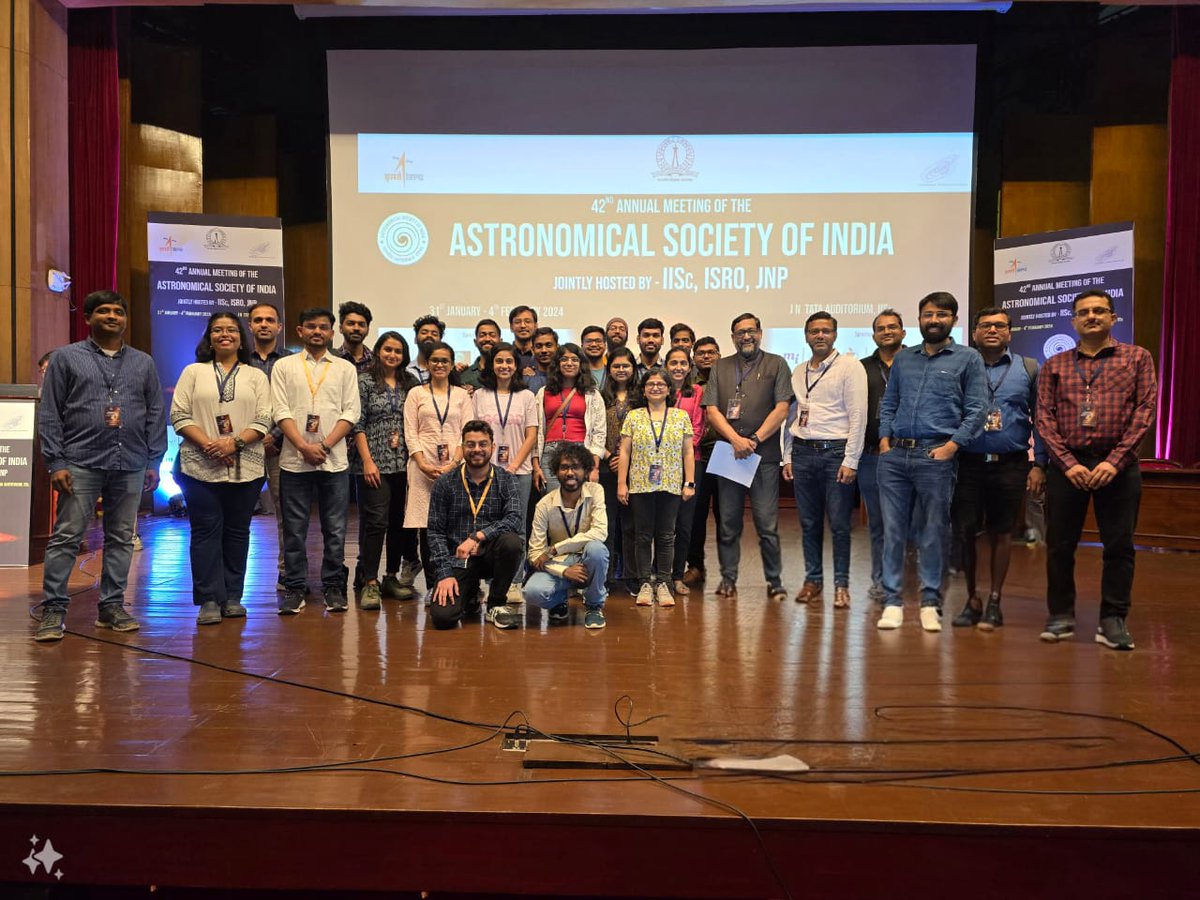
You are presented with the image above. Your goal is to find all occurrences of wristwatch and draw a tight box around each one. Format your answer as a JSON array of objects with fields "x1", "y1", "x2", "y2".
[
  {"x1": 318, "y1": 441, "x2": 330, "y2": 453},
  {"x1": 233, "y1": 437, "x2": 246, "y2": 453},
  {"x1": 748, "y1": 434, "x2": 761, "y2": 448},
  {"x1": 684, "y1": 481, "x2": 696, "y2": 489}
]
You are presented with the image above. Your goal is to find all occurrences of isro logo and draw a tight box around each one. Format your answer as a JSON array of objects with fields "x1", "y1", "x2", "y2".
[
  {"x1": 159, "y1": 235, "x2": 186, "y2": 254},
  {"x1": 385, "y1": 153, "x2": 424, "y2": 187}
]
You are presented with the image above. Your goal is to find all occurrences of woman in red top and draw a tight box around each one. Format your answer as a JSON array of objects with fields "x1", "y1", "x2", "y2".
[
  {"x1": 533, "y1": 343, "x2": 606, "y2": 492},
  {"x1": 666, "y1": 347, "x2": 706, "y2": 596}
]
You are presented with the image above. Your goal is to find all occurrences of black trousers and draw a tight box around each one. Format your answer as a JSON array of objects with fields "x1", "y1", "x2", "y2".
[
  {"x1": 1045, "y1": 455, "x2": 1141, "y2": 619},
  {"x1": 687, "y1": 461, "x2": 720, "y2": 570},
  {"x1": 428, "y1": 531, "x2": 524, "y2": 630},
  {"x1": 600, "y1": 466, "x2": 637, "y2": 583},
  {"x1": 630, "y1": 491, "x2": 682, "y2": 584},
  {"x1": 356, "y1": 473, "x2": 418, "y2": 582}
]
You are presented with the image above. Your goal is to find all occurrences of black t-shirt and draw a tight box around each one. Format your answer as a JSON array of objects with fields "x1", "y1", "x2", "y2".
[{"x1": 701, "y1": 351, "x2": 793, "y2": 464}]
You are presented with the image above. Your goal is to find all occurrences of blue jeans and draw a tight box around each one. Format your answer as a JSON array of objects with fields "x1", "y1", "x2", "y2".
[
  {"x1": 716, "y1": 463, "x2": 783, "y2": 589},
  {"x1": 43, "y1": 466, "x2": 143, "y2": 608},
  {"x1": 280, "y1": 469, "x2": 349, "y2": 591},
  {"x1": 790, "y1": 443, "x2": 854, "y2": 587},
  {"x1": 523, "y1": 540, "x2": 609, "y2": 609},
  {"x1": 856, "y1": 451, "x2": 885, "y2": 590},
  {"x1": 878, "y1": 447, "x2": 957, "y2": 608},
  {"x1": 179, "y1": 473, "x2": 263, "y2": 608}
]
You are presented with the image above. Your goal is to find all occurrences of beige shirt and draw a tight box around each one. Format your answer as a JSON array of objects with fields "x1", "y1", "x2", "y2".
[{"x1": 270, "y1": 350, "x2": 361, "y2": 473}]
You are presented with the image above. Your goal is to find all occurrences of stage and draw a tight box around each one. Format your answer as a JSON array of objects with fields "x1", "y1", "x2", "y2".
[{"x1": 1, "y1": 512, "x2": 1198, "y2": 899}]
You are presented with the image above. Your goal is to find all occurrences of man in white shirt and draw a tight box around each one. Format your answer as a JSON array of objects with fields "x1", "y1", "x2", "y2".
[
  {"x1": 494, "y1": 442, "x2": 609, "y2": 630},
  {"x1": 271, "y1": 307, "x2": 361, "y2": 615},
  {"x1": 782, "y1": 311, "x2": 867, "y2": 609}
]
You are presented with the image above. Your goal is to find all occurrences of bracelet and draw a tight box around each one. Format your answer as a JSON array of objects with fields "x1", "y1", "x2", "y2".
[{"x1": 318, "y1": 442, "x2": 330, "y2": 453}]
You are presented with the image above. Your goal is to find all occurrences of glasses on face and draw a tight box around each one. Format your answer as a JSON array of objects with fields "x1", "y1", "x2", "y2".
[
  {"x1": 644, "y1": 381, "x2": 668, "y2": 391},
  {"x1": 429, "y1": 358, "x2": 452, "y2": 367},
  {"x1": 976, "y1": 322, "x2": 1010, "y2": 332},
  {"x1": 733, "y1": 328, "x2": 759, "y2": 338},
  {"x1": 874, "y1": 324, "x2": 902, "y2": 333},
  {"x1": 1074, "y1": 306, "x2": 1112, "y2": 318},
  {"x1": 211, "y1": 327, "x2": 240, "y2": 336},
  {"x1": 694, "y1": 347, "x2": 718, "y2": 356},
  {"x1": 582, "y1": 336, "x2": 605, "y2": 344}
]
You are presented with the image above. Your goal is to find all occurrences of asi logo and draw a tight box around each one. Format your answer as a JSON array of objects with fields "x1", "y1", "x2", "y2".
[
  {"x1": 377, "y1": 213, "x2": 429, "y2": 266},
  {"x1": 921, "y1": 155, "x2": 958, "y2": 184},
  {"x1": 1050, "y1": 242, "x2": 1072, "y2": 264},
  {"x1": 204, "y1": 228, "x2": 229, "y2": 251},
  {"x1": 653, "y1": 137, "x2": 698, "y2": 182},
  {"x1": 1043, "y1": 333, "x2": 1077, "y2": 358}
]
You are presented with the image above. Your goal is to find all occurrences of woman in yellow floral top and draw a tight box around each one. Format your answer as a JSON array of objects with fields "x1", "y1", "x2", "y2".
[{"x1": 617, "y1": 367, "x2": 695, "y2": 608}]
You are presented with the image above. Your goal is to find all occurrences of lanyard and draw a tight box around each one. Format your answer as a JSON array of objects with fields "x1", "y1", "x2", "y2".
[
  {"x1": 1073, "y1": 352, "x2": 1109, "y2": 399},
  {"x1": 429, "y1": 384, "x2": 451, "y2": 433},
  {"x1": 804, "y1": 351, "x2": 839, "y2": 399},
  {"x1": 493, "y1": 389, "x2": 515, "y2": 430},
  {"x1": 648, "y1": 407, "x2": 668, "y2": 455},
  {"x1": 558, "y1": 503, "x2": 585, "y2": 538},
  {"x1": 90, "y1": 346, "x2": 126, "y2": 398},
  {"x1": 304, "y1": 355, "x2": 331, "y2": 399},
  {"x1": 734, "y1": 354, "x2": 761, "y2": 396},
  {"x1": 383, "y1": 381, "x2": 401, "y2": 414},
  {"x1": 460, "y1": 464, "x2": 495, "y2": 531},
  {"x1": 213, "y1": 362, "x2": 239, "y2": 402},
  {"x1": 984, "y1": 357, "x2": 1014, "y2": 404}
]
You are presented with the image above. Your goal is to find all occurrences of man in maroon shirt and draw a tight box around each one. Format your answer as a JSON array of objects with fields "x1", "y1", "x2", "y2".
[{"x1": 1035, "y1": 289, "x2": 1157, "y2": 651}]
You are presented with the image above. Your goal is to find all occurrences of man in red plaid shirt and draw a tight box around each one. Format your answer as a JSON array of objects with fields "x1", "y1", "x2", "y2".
[{"x1": 1035, "y1": 289, "x2": 1157, "y2": 651}]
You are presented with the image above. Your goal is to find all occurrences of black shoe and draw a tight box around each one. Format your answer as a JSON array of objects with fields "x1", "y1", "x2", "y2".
[
  {"x1": 196, "y1": 601, "x2": 222, "y2": 626},
  {"x1": 278, "y1": 590, "x2": 306, "y2": 615},
  {"x1": 1096, "y1": 616, "x2": 1134, "y2": 651},
  {"x1": 380, "y1": 575, "x2": 404, "y2": 600},
  {"x1": 222, "y1": 602, "x2": 247, "y2": 618},
  {"x1": 1039, "y1": 615, "x2": 1074, "y2": 642},
  {"x1": 715, "y1": 578, "x2": 737, "y2": 597},
  {"x1": 978, "y1": 600, "x2": 1003, "y2": 631},
  {"x1": 951, "y1": 598, "x2": 982, "y2": 628},
  {"x1": 95, "y1": 603, "x2": 140, "y2": 632},
  {"x1": 548, "y1": 603, "x2": 570, "y2": 623},
  {"x1": 324, "y1": 588, "x2": 349, "y2": 613},
  {"x1": 489, "y1": 606, "x2": 523, "y2": 629},
  {"x1": 34, "y1": 604, "x2": 67, "y2": 642}
]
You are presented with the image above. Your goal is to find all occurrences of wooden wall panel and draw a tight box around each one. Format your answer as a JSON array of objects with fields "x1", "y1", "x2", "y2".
[
  {"x1": 282, "y1": 221, "x2": 329, "y2": 333},
  {"x1": 998, "y1": 181, "x2": 1090, "y2": 239},
  {"x1": 204, "y1": 177, "x2": 279, "y2": 218},
  {"x1": 1091, "y1": 124, "x2": 1168, "y2": 362}
]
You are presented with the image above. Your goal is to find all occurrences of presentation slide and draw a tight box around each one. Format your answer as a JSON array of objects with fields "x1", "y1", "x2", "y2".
[{"x1": 328, "y1": 47, "x2": 976, "y2": 366}]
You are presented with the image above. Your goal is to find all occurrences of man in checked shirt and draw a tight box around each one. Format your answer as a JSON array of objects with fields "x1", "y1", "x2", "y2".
[{"x1": 1036, "y1": 289, "x2": 1157, "y2": 651}]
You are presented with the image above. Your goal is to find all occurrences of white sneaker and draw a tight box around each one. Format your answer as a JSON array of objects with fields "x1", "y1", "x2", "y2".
[
  {"x1": 876, "y1": 606, "x2": 903, "y2": 630},
  {"x1": 654, "y1": 582, "x2": 675, "y2": 607},
  {"x1": 506, "y1": 584, "x2": 523, "y2": 605},
  {"x1": 131, "y1": 534, "x2": 143, "y2": 552},
  {"x1": 636, "y1": 583, "x2": 653, "y2": 606},
  {"x1": 920, "y1": 607, "x2": 942, "y2": 633}
]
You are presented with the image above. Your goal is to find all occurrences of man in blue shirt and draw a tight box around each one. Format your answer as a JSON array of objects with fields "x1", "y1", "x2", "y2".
[
  {"x1": 876, "y1": 291, "x2": 987, "y2": 632},
  {"x1": 950, "y1": 308, "x2": 1046, "y2": 631},
  {"x1": 35, "y1": 290, "x2": 167, "y2": 642}
]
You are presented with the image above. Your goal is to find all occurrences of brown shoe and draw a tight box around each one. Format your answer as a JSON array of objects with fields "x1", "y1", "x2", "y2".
[
  {"x1": 794, "y1": 581, "x2": 823, "y2": 604},
  {"x1": 834, "y1": 586, "x2": 851, "y2": 609},
  {"x1": 673, "y1": 579, "x2": 691, "y2": 596},
  {"x1": 715, "y1": 578, "x2": 737, "y2": 597},
  {"x1": 682, "y1": 566, "x2": 705, "y2": 586}
]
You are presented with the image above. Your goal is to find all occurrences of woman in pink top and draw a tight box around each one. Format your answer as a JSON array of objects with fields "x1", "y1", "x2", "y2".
[{"x1": 666, "y1": 347, "x2": 706, "y2": 597}]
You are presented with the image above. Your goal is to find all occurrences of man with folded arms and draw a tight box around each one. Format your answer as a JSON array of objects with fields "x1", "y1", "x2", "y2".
[
  {"x1": 876, "y1": 291, "x2": 986, "y2": 632},
  {"x1": 1036, "y1": 289, "x2": 1156, "y2": 651}
]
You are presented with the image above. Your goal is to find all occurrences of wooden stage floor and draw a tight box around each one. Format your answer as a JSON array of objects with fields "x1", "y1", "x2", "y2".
[{"x1": 1, "y1": 511, "x2": 1198, "y2": 899}]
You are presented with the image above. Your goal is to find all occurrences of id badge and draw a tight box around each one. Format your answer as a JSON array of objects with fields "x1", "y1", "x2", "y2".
[
  {"x1": 388, "y1": 429, "x2": 401, "y2": 450},
  {"x1": 726, "y1": 397, "x2": 743, "y2": 421},
  {"x1": 984, "y1": 407, "x2": 1003, "y2": 432},
  {"x1": 497, "y1": 445, "x2": 511, "y2": 465},
  {"x1": 104, "y1": 405, "x2": 122, "y2": 428},
  {"x1": 1079, "y1": 402, "x2": 1097, "y2": 429},
  {"x1": 215, "y1": 414, "x2": 233, "y2": 435},
  {"x1": 436, "y1": 443, "x2": 450, "y2": 463},
  {"x1": 648, "y1": 463, "x2": 663, "y2": 486},
  {"x1": 797, "y1": 406, "x2": 809, "y2": 429},
  {"x1": 305, "y1": 414, "x2": 321, "y2": 434}
]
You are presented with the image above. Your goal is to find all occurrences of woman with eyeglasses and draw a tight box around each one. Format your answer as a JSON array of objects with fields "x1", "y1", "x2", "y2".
[
  {"x1": 353, "y1": 331, "x2": 420, "y2": 610},
  {"x1": 664, "y1": 347, "x2": 706, "y2": 596},
  {"x1": 170, "y1": 313, "x2": 272, "y2": 626},
  {"x1": 403, "y1": 341, "x2": 472, "y2": 602},
  {"x1": 617, "y1": 367, "x2": 695, "y2": 608},
  {"x1": 533, "y1": 343, "x2": 606, "y2": 493},
  {"x1": 473, "y1": 342, "x2": 539, "y2": 529},
  {"x1": 599, "y1": 347, "x2": 640, "y2": 592}
]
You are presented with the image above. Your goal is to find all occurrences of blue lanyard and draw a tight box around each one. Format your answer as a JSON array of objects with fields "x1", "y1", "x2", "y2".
[
  {"x1": 648, "y1": 408, "x2": 668, "y2": 455},
  {"x1": 558, "y1": 503, "x2": 585, "y2": 538},
  {"x1": 213, "y1": 362, "x2": 239, "y2": 402},
  {"x1": 429, "y1": 385, "x2": 451, "y2": 432},
  {"x1": 494, "y1": 389, "x2": 515, "y2": 430}
]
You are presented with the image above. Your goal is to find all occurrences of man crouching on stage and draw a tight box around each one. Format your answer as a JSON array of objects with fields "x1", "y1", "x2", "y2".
[
  {"x1": 426, "y1": 420, "x2": 524, "y2": 629},
  {"x1": 494, "y1": 441, "x2": 609, "y2": 630}
]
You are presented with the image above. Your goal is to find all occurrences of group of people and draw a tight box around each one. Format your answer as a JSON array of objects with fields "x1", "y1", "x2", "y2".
[{"x1": 34, "y1": 287, "x2": 1156, "y2": 652}]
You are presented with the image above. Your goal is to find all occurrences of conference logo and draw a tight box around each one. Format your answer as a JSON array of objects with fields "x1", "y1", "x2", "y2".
[
  {"x1": 248, "y1": 242, "x2": 275, "y2": 260},
  {"x1": 1043, "y1": 333, "x2": 1076, "y2": 358},
  {"x1": 159, "y1": 235, "x2": 185, "y2": 254},
  {"x1": 1004, "y1": 257, "x2": 1027, "y2": 275},
  {"x1": 653, "y1": 137, "x2": 698, "y2": 182},
  {"x1": 385, "y1": 153, "x2": 424, "y2": 187},
  {"x1": 23, "y1": 835, "x2": 65, "y2": 880},
  {"x1": 377, "y1": 213, "x2": 429, "y2": 266},
  {"x1": 204, "y1": 228, "x2": 229, "y2": 251},
  {"x1": 1095, "y1": 244, "x2": 1122, "y2": 265},
  {"x1": 1050, "y1": 242, "x2": 1072, "y2": 264},
  {"x1": 921, "y1": 155, "x2": 958, "y2": 184}
]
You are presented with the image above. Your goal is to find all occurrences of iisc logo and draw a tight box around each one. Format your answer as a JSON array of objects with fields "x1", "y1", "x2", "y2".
[
  {"x1": 1043, "y1": 333, "x2": 1076, "y2": 358},
  {"x1": 377, "y1": 213, "x2": 429, "y2": 266}
]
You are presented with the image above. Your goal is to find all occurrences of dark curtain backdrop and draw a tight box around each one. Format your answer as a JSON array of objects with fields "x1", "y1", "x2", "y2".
[
  {"x1": 1156, "y1": 7, "x2": 1200, "y2": 464},
  {"x1": 67, "y1": 9, "x2": 120, "y2": 343}
]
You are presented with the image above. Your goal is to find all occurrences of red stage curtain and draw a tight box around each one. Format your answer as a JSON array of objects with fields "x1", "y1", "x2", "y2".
[
  {"x1": 1156, "y1": 7, "x2": 1200, "y2": 465},
  {"x1": 67, "y1": 9, "x2": 120, "y2": 343}
]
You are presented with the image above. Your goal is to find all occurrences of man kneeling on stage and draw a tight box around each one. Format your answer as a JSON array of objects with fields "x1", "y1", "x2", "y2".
[
  {"x1": 426, "y1": 420, "x2": 524, "y2": 629},
  {"x1": 494, "y1": 442, "x2": 609, "y2": 630}
]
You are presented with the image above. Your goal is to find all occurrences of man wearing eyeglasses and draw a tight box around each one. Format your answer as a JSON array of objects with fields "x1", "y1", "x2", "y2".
[
  {"x1": 580, "y1": 325, "x2": 608, "y2": 390},
  {"x1": 949, "y1": 307, "x2": 1045, "y2": 632},
  {"x1": 1035, "y1": 290, "x2": 1156, "y2": 651}
]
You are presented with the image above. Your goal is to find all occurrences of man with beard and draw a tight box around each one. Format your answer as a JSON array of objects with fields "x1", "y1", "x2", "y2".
[
  {"x1": 702, "y1": 313, "x2": 793, "y2": 600},
  {"x1": 407, "y1": 314, "x2": 445, "y2": 386},
  {"x1": 606, "y1": 317, "x2": 628, "y2": 355},
  {"x1": 526, "y1": 326, "x2": 559, "y2": 393},
  {"x1": 246, "y1": 302, "x2": 292, "y2": 589},
  {"x1": 876, "y1": 291, "x2": 986, "y2": 632},
  {"x1": 425, "y1": 420, "x2": 524, "y2": 630},
  {"x1": 580, "y1": 325, "x2": 608, "y2": 390},
  {"x1": 1036, "y1": 290, "x2": 1156, "y2": 651},
  {"x1": 858, "y1": 309, "x2": 906, "y2": 605},
  {"x1": 634, "y1": 318, "x2": 665, "y2": 380},
  {"x1": 494, "y1": 441, "x2": 608, "y2": 630},
  {"x1": 684, "y1": 336, "x2": 721, "y2": 585},
  {"x1": 334, "y1": 301, "x2": 374, "y2": 373},
  {"x1": 459, "y1": 318, "x2": 502, "y2": 390},
  {"x1": 508, "y1": 305, "x2": 538, "y2": 376},
  {"x1": 35, "y1": 290, "x2": 167, "y2": 642},
  {"x1": 271, "y1": 307, "x2": 361, "y2": 615}
]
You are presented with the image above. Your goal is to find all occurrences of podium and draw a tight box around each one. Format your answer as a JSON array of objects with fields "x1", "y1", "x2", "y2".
[{"x1": 0, "y1": 386, "x2": 52, "y2": 566}]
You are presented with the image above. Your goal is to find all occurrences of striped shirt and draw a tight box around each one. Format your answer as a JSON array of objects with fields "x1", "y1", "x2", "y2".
[{"x1": 38, "y1": 338, "x2": 167, "y2": 474}]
